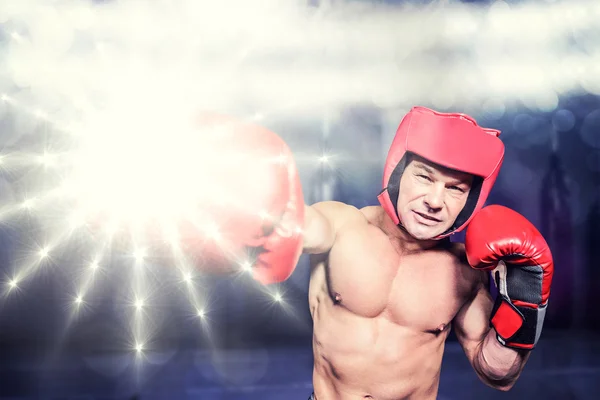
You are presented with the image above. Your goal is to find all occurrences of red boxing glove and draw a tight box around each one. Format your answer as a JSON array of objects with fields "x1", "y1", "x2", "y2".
[
  {"x1": 465, "y1": 205, "x2": 554, "y2": 350},
  {"x1": 178, "y1": 113, "x2": 304, "y2": 285}
]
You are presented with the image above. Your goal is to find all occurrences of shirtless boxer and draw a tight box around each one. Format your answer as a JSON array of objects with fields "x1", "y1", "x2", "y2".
[{"x1": 185, "y1": 107, "x2": 553, "y2": 400}]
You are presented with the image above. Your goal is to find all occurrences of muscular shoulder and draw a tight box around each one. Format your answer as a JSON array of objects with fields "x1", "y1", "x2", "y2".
[
  {"x1": 311, "y1": 201, "x2": 368, "y2": 230},
  {"x1": 311, "y1": 201, "x2": 363, "y2": 219},
  {"x1": 359, "y1": 205, "x2": 383, "y2": 224}
]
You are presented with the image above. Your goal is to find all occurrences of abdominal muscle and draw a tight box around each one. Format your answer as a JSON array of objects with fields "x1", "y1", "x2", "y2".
[{"x1": 309, "y1": 263, "x2": 449, "y2": 400}]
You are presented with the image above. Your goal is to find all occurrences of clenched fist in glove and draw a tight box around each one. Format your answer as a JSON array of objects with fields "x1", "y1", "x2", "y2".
[
  {"x1": 465, "y1": 205, "x2": 554, "y2": 350},
  {"x1": 177, "y1": 113, "x2": 305, "y2": 285}
]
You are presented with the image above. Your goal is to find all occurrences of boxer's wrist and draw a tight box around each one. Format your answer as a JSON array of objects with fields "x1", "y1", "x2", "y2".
[{"x1": 476, "y1": 328, "x2": 528, "y2": 389}]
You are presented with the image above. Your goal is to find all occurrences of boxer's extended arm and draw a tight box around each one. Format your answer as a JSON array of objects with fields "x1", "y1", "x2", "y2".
[
  {"x1": 453, "y1": 273, "x2": 530, "y2": 391},
  {"x1": 302, "y1": 201, "x2": 359, "y2": 254}
]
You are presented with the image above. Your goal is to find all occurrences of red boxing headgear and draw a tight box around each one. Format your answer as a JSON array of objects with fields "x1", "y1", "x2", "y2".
[{"x1": 377, "y1": 106, "x2": 505, "y2": 239}]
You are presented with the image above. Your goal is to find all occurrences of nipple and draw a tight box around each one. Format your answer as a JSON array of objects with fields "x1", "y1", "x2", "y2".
[
  {"x1": 333, "y1": 292, "x2": 342, "y2": 304},
  {"x1": 427, "y1": 323, "x2": 448, "y2": 336}
]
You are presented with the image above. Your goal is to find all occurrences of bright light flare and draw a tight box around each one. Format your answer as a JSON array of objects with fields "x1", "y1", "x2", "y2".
[
  {"x1": 135, "y1": 342, "x2": 144, "y2": 353},
  {"x1": 39, "y1": 247, "x2": 49, "y2": 259},
  {"x1": 66, "y1": 112, "x2": 232, "y2": 225},
  {"x1": 202, "y1": 222, "x2": 221, "y2": 241},
  {"x1": 69, "y1": 212, "x2": 86, "y2": 229},
  {"x1": 197, "y1": 308, "x2": 205, "y2": 318},
  {"x1": 104, "y1": 221, "x2": 119, "y2": 237},
  {"x1": 275, "y1": 154, "x2": 288, "y2": 165},
  {"x1": 134, "y1": 298, "x2": 145, "y2": 311},
  {"x1": 133, "y1": 249, "x2": 146, "y2": 263},
  {"x1": 272, "y1": 292, "x2": 283, "y2": 303},
  {"x1": 7, "y1": 279, "x2": 18, "y2": 289},
  {"x1": 259, "y1": 210, "x2": 271, "y2": 220},
  {"x1": 21, "y1": 198, "x2": 36, "y2": 209},
  {"x1": 38, "y1": 152, "x2": 55, "y2": 167},
  {"x1": 34, "y1": 109, "x2": 48, "y2": 119},
  {"x1": 240, "y1": 261, "x2": 253, "y2": 272}
]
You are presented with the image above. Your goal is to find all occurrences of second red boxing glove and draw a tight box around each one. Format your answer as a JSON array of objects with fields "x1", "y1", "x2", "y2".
[{"x1": 465, "y1": 205, "x2": 554, "y2": 350}]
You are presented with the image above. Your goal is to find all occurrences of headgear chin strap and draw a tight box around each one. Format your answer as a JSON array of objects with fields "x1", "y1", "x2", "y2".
[{"x1": 377, "y1": 106, "x2": 505, "y2": 240}]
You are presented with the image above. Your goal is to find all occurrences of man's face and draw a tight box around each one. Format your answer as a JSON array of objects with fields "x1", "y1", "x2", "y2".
[{"x1": 396, "y1": 155, "x2": 474, "y2": 240}]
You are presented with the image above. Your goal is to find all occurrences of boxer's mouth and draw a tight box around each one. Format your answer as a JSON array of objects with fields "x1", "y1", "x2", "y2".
[{"x1": 414, "y1": 211, "x2": 442, "y2": 222}]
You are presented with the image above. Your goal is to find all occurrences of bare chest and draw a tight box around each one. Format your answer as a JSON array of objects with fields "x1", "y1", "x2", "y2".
[{"x1": 322, "y1": 229, "x2": 471, "y2": 332}]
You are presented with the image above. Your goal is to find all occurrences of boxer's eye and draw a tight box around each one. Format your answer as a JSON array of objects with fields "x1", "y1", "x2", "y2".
[{"x1": 449, "y1": 185, "x2": 465, "y2": 193}]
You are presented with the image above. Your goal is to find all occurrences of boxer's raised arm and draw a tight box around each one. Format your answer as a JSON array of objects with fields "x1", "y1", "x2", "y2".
[
  {"x1": 453, "y1": 274, "x2": 530, "y2": 391},
  {"x1": 455, "y1": 205, "x2": 553, "y2": 390},
  {"x1": 302, "y1": 201, "x2": 359, "y2": 255}
]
